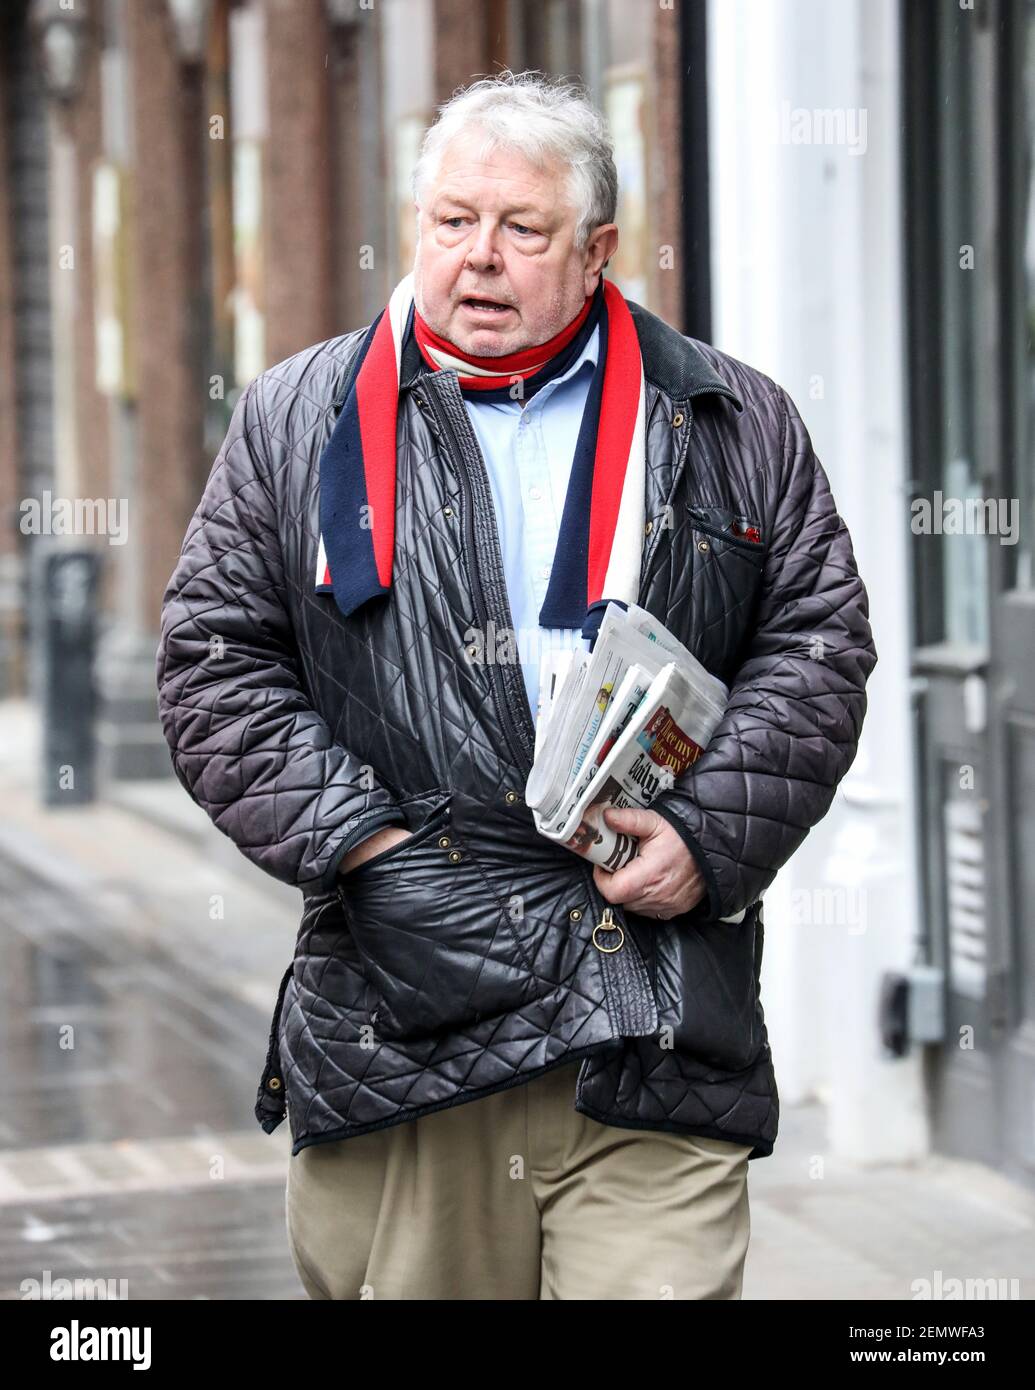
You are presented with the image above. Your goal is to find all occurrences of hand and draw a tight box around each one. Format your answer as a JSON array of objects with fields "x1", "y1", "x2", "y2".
[
  {"x1": 338, "y1": 824, "x2": 412, "y2": 877},
  {"x1": 591, "y1": 806, "x2": 707, "y2": 920}
]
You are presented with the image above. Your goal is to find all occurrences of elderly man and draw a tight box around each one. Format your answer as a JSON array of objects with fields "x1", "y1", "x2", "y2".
[{"x1": 157, "y1": 71, "x2": 875, "y2": 1300}]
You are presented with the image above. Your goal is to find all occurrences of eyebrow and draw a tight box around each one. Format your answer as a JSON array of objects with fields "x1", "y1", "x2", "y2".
[{"x1": 432, "y1": 195, "x2": 549, "y2": 220}]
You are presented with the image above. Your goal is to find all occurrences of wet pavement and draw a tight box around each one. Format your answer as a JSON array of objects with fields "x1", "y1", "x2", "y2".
[
  {"x1": 0, "y1": 853, "x2": 301, "y2": 1300},
  {"x1": 0, "y1": 702, "x2": 304, "y2": 1299}
]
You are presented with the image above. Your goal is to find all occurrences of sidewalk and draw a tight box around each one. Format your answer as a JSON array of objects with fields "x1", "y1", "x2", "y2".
[
  {"x1": 0, "y1": 700, "x2": 302, "y2": 1298},
  {"x1": 743, "y1": 1102, "x2": 1035, "y2": 1300},
  {"x1": 2, "y1": 698, "x2": 1033, "y2": 1300},
  {"x1": 0, "y1": 701, "x2": 296, "y2": 1015}
]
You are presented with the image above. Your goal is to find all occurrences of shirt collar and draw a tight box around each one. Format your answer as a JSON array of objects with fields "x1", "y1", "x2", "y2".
[
  {"x1": 548, "y1": 322, "x2": 600, "y2": 387},
  {"x1": 514, "y1": 322, "x2": 599, "y2": 410}
]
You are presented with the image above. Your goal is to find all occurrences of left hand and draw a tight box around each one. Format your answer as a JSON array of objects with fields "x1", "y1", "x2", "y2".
[{"x1": 592, "y1": 806, "x2": 708, "y2": 921}]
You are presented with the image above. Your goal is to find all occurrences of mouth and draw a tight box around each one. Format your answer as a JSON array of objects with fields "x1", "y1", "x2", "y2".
[{"x1": 460, "y1": 296, "x2": 515, "y2": 317}]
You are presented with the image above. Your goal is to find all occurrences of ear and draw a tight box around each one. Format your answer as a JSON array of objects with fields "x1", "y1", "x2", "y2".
[{"x1": 583, "y1": 223, "x2": 620, "y2": 295}]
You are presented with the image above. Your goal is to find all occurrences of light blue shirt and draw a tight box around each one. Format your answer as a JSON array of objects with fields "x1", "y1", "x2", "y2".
[{"x1": 464, "y1": 325, "x2": 599, "y2": 719}]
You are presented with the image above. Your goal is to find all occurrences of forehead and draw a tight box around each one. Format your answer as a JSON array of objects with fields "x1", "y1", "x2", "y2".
[{"x1": 428, "y1": 130, "x2": 570, "y2": 210}]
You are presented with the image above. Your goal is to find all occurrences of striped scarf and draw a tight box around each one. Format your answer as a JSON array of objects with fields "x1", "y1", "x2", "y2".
[{"x1": 316, "y1": 271, "x2": 645, "y2": 639}]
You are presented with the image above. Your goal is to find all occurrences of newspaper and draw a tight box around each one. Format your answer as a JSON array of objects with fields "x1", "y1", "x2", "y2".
[{"x1": 527, "y1": 603, "x2": 746, "y2": 923}]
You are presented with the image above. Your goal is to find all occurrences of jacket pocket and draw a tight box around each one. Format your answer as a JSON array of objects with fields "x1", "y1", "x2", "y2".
[
  {"x1": 654, "y1": 905, "x2": 764, "y2": 1072},
  {"x1": 338, "y1": 789, "x2": 450, "y2": 881},
  {"x1": 686, "y1": 503, "x2": 766, "y2": 556},
  {"x1": 684, "y1": 503, "x2": 766, "y2": 673},
  {"x1": 335, "y1": 790, "x2": 541, "y2": 1041}
]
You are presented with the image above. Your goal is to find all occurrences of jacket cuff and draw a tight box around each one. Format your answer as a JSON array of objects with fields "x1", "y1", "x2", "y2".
[
  {"x1": 651, "y1": 800, "x2": 725, "y2": 920},
  {"x1": 321, "y1": 806, "x2": 408, "y2": 892}
]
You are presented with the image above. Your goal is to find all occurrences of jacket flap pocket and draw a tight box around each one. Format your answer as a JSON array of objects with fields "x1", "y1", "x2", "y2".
[
  {"x1": 338, "y1": 788, "x2": 452, "y2": 883},
  {"x1": 687, "y1": 504, "x2": 765, "y2": 551}
]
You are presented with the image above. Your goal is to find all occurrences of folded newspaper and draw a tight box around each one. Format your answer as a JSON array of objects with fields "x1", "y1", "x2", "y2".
[{"x1": 526, "y1": 602, "x2": 746, "y2": 924}]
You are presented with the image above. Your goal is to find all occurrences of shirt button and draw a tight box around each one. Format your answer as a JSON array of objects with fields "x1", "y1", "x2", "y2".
[
  {"x1": 540, "y1": 564, "x2": 551, "y2": 579},
  {"x1": 528, "y1": 486, "x2": 542, "y2": 501}
]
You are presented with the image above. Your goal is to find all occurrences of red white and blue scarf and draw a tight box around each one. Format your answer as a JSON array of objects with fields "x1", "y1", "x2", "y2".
[{"x1": 316, "y1": 271, "x2": 646, "y2": 638}]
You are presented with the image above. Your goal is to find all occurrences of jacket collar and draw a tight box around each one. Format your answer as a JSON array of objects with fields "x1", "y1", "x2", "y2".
[
  {"x1": 399, "y1": 295, "x2": 743, "y2": 412},
  {"x1": 624, "y1": 299, "x2": 743, "y2": 412}
]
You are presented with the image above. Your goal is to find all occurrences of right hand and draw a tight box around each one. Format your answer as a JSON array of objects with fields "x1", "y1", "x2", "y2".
[{"x1": 337, "y1": 825, "x2": 412, "y2": 877}]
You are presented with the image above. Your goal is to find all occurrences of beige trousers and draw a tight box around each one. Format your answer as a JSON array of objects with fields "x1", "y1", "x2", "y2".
[{"x1": 285, "y1": 1058, "x2": 752, "y2": 1300}]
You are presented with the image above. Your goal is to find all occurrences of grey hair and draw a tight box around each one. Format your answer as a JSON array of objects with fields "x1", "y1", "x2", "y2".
[{"x1": 411, "y1": 70, "x2": 618, "y2": 251}]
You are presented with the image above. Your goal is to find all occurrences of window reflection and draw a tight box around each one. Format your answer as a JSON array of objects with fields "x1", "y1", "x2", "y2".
[
  {"x1": 937, "y1": 4, "x2": 988, "y2": 645},
  {"x1": 1016, "y1": 2, "x2": 1035, "y2": 590}
]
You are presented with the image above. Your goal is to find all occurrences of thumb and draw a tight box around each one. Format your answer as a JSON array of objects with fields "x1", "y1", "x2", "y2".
[{"x1": 603, "y1": 805, "x2": 659, "y2": 837}]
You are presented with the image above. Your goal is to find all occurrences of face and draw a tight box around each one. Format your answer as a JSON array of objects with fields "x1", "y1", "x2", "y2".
[{"x1": 412, "y1": 128, "x2": 619, "y2": 356}]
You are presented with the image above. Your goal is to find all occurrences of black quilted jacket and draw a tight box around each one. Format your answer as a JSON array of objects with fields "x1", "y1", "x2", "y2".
[{"x1": 155, "y1": 299, "x2": 876, "y2": 1160}]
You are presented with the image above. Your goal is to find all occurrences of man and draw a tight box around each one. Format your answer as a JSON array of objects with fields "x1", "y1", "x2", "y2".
[{"x1": 156, "y1": 71, "x2": 876, "y2": 1300}]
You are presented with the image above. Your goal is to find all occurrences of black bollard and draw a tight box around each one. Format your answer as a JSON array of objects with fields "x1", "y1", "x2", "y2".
[{"x1": 32, "y1": 547, "x2": 101, "y2": 807}]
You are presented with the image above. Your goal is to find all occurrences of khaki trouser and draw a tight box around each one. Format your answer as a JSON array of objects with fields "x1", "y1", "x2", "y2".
[{"x1": 285, "y1": 1059, "x2": 752, "y2": 1300}]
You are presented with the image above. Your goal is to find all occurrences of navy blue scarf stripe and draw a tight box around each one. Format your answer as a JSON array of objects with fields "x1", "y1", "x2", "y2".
[
  {"x1": 316, "y1": 309, "x2": 388, "y2": 606},
  {"x1": 537, "y1": 303, "x2": 610, "y2": 631}
]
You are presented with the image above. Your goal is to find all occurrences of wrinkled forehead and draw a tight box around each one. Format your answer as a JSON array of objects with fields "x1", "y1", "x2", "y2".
[{"x1": 422, "y1": 128, "x2": 573, "y2": 214}]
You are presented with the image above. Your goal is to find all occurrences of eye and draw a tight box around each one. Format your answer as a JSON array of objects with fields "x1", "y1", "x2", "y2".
[
  {"x1": 443, "y1": 216, "x2": 465, "y2": 228},
  {"x1": 511, "y1": 222, "x2": 536, "y2": 236}
]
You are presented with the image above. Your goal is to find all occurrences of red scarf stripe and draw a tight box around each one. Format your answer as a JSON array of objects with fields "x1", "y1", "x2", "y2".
[
  {"x1": 356, "y1": 310, "x2": 401, "y2": 587},
  {"x1": 412, "y1": 292, "x2": 594, "y2": 382},
  {"x1": 586, "y1": 281, "x2": 640, "y2": 604}
]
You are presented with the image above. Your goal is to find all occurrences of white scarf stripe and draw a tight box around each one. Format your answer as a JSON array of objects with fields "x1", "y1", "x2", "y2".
[
  {"x1": 386, "y1": 271, "x2": 415, "y2": 376},
  {"x1": 599, "y1": 361, "x2": 646, "y2": 607},
  {"x1": 420, "y1": 342, "x2": 551, "y2": 379}
]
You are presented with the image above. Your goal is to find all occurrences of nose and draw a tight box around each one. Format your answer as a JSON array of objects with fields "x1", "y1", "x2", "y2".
[{"x1": 464, "y1": 219, "x2": 502, "y2": 273}]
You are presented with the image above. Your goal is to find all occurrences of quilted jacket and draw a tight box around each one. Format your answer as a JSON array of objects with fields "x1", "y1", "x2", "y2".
[{"x1": 155, "y1": 298, "x2": 876, "y2": 1161}]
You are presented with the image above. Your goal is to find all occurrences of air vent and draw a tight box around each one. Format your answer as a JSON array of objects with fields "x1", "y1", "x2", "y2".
[{"x1": 944, "y1": 797, "x2": 986, "y2": 999}]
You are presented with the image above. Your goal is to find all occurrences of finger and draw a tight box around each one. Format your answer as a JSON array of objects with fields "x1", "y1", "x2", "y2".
[
  {"x1": 603, "y1": 805, "x2": 661, "y2": 838},
  {"x1": 594, "y1": 858, "x2": 653, "y2": 904}
]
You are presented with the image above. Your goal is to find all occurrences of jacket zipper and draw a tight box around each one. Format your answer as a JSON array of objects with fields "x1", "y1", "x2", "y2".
[
  {"x1": 686, "y1": 509, "x2": 767, "y2": 554},
  {"x1": 641, "y1": 393, "x2": 694, "y2": 584},
  {"x1": 417, "y1": 377, "x2": 536, "y2": 778},
  {"x1": 416, "y1": 375, "x2": 656, "y2": 1031}
]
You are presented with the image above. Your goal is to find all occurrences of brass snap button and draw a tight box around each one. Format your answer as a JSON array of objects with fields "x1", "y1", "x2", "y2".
[
  {"x1": 644, "y1": 519, "x2": 653, "y2": 536},
  {"x1": 504, "y1": 789, "x2": 519, "y2": 804},
  {"x1": 697, "y1": 539, "x2": 710, "y2": 553},
  {"x1": 569, "y1": 908, "x2": 583, "y2": 922},
  {"x1": 448, "y1": 849, "x2": 463, "y2": 864},
  {"x1": 671, "y1": 412, "x2": 684, "y2": 427},
  {"x1": 467, "y1": 644, "x2": 478, "y2": 658},
  {"x1": 437, "y1": 835, "x2": 452, "y2": 848},
  {"x1": 443, "y1": 505, "x2": 453, "y2": 517},
  {"x1": 267, "y1": 1076, "x2": 282, "y2": 1091}
]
